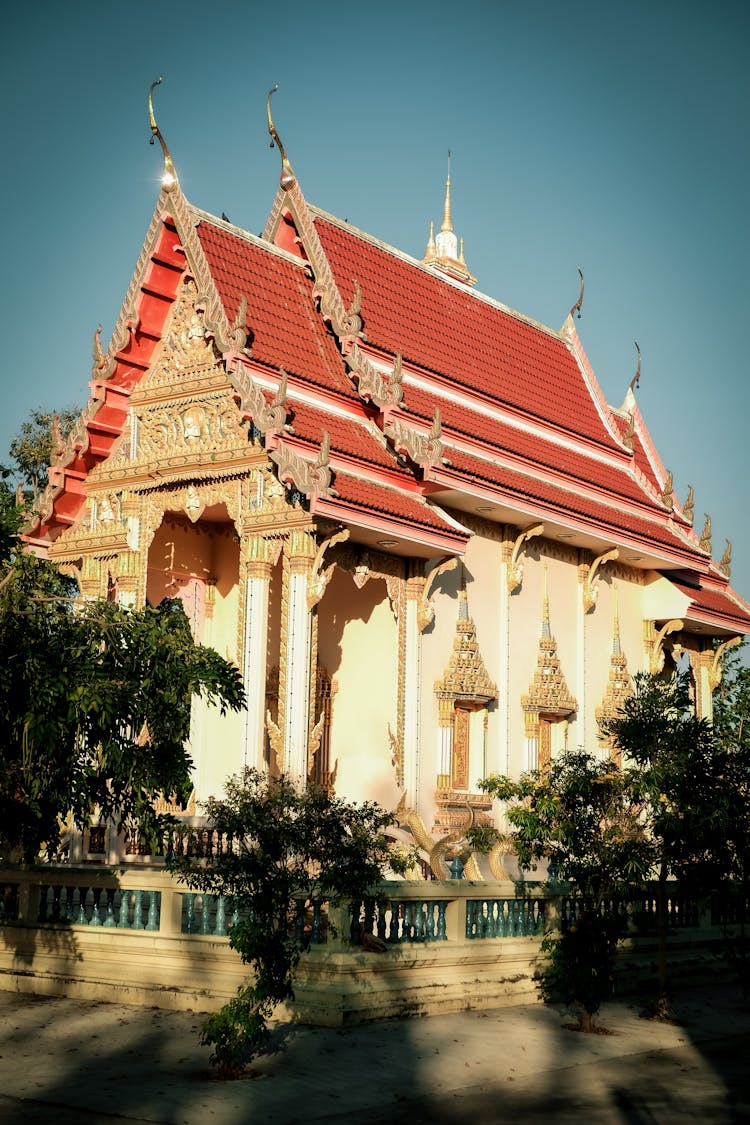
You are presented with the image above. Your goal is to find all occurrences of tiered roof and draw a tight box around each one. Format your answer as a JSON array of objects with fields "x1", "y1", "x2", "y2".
[{"x1": 26, "y1": 106, "x2": 749, "y2": 638}]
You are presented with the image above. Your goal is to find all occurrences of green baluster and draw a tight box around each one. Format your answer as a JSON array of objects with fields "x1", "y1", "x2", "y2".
[
  {"x1": 200, "y1": 895, "x2": 212, "y2": 935},
  {"x1": 436, "y1": 900, "x2": 447, "y2": 940},
  {"x1": 89, "y1": 889, "x2": 103, "y2": 926},
  {"x1": 118, "y1": 890, "x2": 130, "y2": 928},
  {"x1": 489, "y1": 901, "x2": 499, "y2": 938},
  {"x1": 404, "y1": 902, "x2": 415, "y2": 942},
  {"x1": 183, "y1": 892, "x2": 195, "y2": 933},
  {"x1": 103, "y1": 890, "x2": 116, "y2": 927},
  {"x1": 146, "y1": 891, "x2": 159, "y2": 931},
  {"x1": 388, "y1": 905, "x2": 399, "y2": 943},
  {"x1": 131, "y1": 889, "x2": 144, "y2": 930},
  {"x1": 214, "y1": 896, "x2": 227, "y2": 937},
  {"x1": 466, "y1": 900, "x2": 476, "y2": 939},
  {"x1": 77, "y1": 888, "x2": 89, "y2": 926},
  {"x1": 426, "y1": 902, "x2": 435, "y2": 941}
]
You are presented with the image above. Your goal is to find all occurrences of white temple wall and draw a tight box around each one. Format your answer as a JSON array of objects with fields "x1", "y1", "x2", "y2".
[
  {"x1": 462, "y1": 533, "x2": 503, "y2": 784},
  {"x1": 417, "y1": 557, "x2": 462, "y2": 813},
  {"x1": 317, "y1": 569, "x2": 400, "y2": 810},
  {"x1": 146, "y1": 514, "x2": 245, "y2": 801},
  {"x1": 194, "y1": 532, "x2": 244, "y2": 798}
]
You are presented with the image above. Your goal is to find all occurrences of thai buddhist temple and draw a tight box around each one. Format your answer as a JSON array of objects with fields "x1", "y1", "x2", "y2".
[{"x1": 25, "y1": 85, "x2": 750, "y2": 842}]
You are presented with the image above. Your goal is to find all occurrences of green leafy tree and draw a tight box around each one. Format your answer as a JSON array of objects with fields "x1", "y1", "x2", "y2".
[
  {"x1": 0, "y1": 546, "x2": 244, "y2": 860},
  {"x1": 479, "y1": 753, "x2": 651, "y2": 1030},
  {"x1": 9, "y1": 406, "x2": 80, "y2": 500},
  {"x1": 168, "y1": 768, "x2": 409, "y2": 1075},
  {"x1": 711, "y1": 643, "x2": 750, "y2": 990},
  {"x1": 0, "y1": 469, "x2": 24, "y2": 571},
  {"x1": 604, "y1": 670, "x2": 731, "y2": 1016}
]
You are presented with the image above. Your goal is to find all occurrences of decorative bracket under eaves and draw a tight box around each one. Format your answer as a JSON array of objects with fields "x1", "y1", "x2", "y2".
[
  {"x1": 645, "y1": 618, "x2": 684, "y2": 675},
  {"x1": 270, "y1": 433, "x2": 333, "y2": 500},
  {"x1": 345, "y1": 343, "x2": 404, "y2": 411},
  {"x1": 708, "y1": 635, "x2": 742, "y2": 691},
  {"x1": 232, "y1": 363, "x2": 290, "y2": 446},
  {"x1": 582, "y1": 548, "x2": 619, "y2": 613},
  {"x1": 505, "y1": 523, "x2": 545, "y2": 593},
  {"x1": 385, "y1": 409, "x2": 443, "y2": 469}
]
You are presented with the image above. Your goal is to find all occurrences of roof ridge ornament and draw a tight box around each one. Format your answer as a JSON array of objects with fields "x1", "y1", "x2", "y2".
[
  {"x1": 628, "y1": 340, "x2": 641, "y2": 394},
  {"x1": 148, "y1": 77, "x2": 177, "y2": 192},
  {"x1": 267, "y1": 84, "x2": 296, "y2": 190},
  {"x1": 660, "y1": 469, "x2": 674, "y2": 511},
  {"x1": 699, "y1": 514, "x2": 712, "y2": 554},
  {"x1": 569, "y1": 266, "x2": 585, "y2": 320},
  {"x1": 719, "y1": 539, "x2": 732, "y2": 578},
  {"x1": 682, "y1": 485, "x2": 695, "y2": 526}
]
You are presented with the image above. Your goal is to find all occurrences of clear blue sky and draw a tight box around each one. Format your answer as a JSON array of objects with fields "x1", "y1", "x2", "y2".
[{"x1": 2, "y1": 1, "x2": 748, "y2": 611}]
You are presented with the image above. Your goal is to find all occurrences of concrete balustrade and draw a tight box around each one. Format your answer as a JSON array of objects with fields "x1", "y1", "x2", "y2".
[{"x1": 0, "y1": 865, "x2": 729, "y2": 1025}]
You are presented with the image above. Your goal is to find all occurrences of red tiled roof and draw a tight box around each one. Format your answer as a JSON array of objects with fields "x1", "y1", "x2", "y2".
[
  {"x1": 195, "y1": 218, "x2": 356, "y2": 400},
  {"x1": 286, "y1": 399, "x2": 399, "y2": 473},
  {"x1": 433, "y1": 447, "x2": 702, "y2": 559},
  {"x1": 313, "y1": 214, "x2": 618, "y2": 449},
  {"x1": 669, "y1": 578, "x2": 750, "y2": 628},
  {"x1": 401, "y1": 381, "x2": 657, "y2": 510},
  {"x1": 325, "y1": 471, "x2": 466, "y2": 536}
]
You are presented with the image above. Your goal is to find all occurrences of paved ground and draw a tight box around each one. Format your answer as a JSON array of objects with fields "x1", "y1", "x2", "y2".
[{"x1": 1, "y1": 984, "x2": 749, "y2": 1123}]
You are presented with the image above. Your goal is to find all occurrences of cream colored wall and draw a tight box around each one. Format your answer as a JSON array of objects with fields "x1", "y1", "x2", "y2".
[
  {"x1": 317, "y1": 568, "x2": 400, "y2": 811},
  {"x1": 146, "y1": 513, "x2": 244, "y2": 801},
  {"x1": 415, "y1": 533, "x2": 657, "y2": 823},
  {"x1": 419, "y1": 556, "x2": 461, "y2": 812},
  {"x1": 197, "y1": 531, "x2": 244, "y2": 797}
]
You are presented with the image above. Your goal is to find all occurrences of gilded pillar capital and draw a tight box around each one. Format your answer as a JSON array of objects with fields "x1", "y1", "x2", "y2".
[{"x1": 285, "y1": 529, "x2": 317, "y2": 564}]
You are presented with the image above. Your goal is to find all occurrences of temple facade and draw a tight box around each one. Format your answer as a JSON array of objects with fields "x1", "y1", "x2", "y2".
[{"x1": 26, "y1": 93, "x2": 750, "y2": 843}]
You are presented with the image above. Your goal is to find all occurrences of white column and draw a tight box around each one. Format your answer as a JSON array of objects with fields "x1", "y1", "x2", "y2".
[
  {"x1": 281, "y1": 539, "x2": 315, "y2": 785},
  {"x1": 499, "y1": 566, "x2": 511, "y2": 776},
  {"x1": 436, "y1": 697, "x2": 453, "y2": 787},
  {"x1": 242, "y1": 560, "x2": 271, "y2": 770},
  {"x1": 403, "y1": 578, "x2": 422, "y2": 804},
  {"x1": 577, "y1": 565, "x2": 588, "y2": 755}
]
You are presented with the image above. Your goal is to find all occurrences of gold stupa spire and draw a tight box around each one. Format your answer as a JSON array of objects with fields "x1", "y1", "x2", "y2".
[
  {"x1": 441, "y1": 153, "x2": 453, "y2": 232},
  {"x1": 422, "y1": 151, "x2": 476, "y2": 286}
]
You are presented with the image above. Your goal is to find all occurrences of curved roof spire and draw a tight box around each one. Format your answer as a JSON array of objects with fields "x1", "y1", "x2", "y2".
[
  {"x1": 267, "y1": 85, "x2": 296, "y2": 189},
  {"x1": 628, "y1": 340, "x2": 642, "y2": 394},
  {"x1": 148, "y1": 77, "x2": 177, "y2": 191}
]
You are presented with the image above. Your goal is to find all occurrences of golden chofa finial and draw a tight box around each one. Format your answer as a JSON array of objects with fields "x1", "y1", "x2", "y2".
[
  {"x1": 267, "y1": 85, "x2": 296, "y2": 189},
  {"x1": 569, "y1": 266, "x2": 584, "y2": 320},
  {"x1": 628, "y1": 340, "x2": 641, "y2": 394},
  {"x1": 148, "y1": 77, "x2": 177, "y2": 191}
]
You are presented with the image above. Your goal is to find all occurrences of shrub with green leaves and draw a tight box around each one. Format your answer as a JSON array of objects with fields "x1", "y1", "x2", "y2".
[{"x1": 168, "y1": 769, "x2": 408, "y2": 1075}]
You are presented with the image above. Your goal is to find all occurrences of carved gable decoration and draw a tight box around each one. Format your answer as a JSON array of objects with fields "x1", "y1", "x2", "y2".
[
  {"x1": 85, "y1": 278, "x2": 261, "y2": 482},
  {"x1": 596, "y1": 651, "x2": 632, "y2": 733},
  {"x1": 133, "y1": 392, "x2": 251, "y2": 467},
  {"x1": 141, "y1": 277, "x2": 220, "y2": 393},
  {"x1": 434, "y1": 589, "x2": 497, "y2": 705},
  {"x1": 596, "y1": 596, "x2": 633, "y2": 737},
  {"x1": 522, "y1": 587, "x2": 576, "y2": 717}
]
